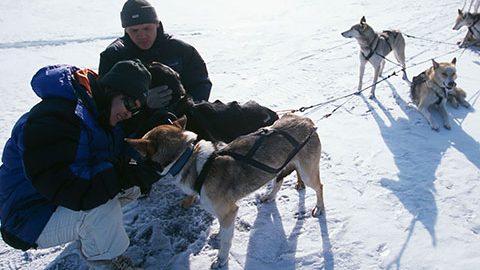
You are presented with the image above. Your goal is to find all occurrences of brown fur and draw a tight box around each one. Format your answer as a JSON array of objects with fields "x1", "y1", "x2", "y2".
[{"x1": 410, "y1": 58, "x2": 469, "y2": 130}]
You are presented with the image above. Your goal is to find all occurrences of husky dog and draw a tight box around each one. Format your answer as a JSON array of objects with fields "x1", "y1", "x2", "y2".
[
  {"x1": 341, "y1": 16, "x2": 409, "y2": 99},
  {"x1": 453, "y1": 9, "x2": 480, "y2": 47},
  {"x1": 410, "y1": 58, "x2": 469, "y2": 130},
  {"x1": 126, "y1": 113, "x2": 324, "y2": 268}
]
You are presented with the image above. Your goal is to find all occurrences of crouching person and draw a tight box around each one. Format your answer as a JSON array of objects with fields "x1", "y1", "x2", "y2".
[{"x1": 0, "y1": 60, "x2": 159, "y2": 269}]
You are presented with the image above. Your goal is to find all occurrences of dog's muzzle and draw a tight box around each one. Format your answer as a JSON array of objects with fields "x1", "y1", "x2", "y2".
[{"x1": 443, "y1": 81, "x2": 456, "y2": 91}]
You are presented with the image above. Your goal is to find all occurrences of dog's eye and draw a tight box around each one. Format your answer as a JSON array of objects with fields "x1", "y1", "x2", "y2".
[{"x1": 442, "y1": 72, "x2": 447, "y2": 77}]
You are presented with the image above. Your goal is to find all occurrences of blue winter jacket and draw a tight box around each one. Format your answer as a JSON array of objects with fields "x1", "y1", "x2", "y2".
[{"x1": 0, "y1": 65, "x2": 128, "y2": 250}]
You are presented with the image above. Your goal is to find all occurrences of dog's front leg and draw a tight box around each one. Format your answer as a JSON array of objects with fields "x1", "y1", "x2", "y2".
[
  {"x1": 260, "y1": 178, "x2": 283, "y2": 202},
  {"x1": 459, "y1": 32, "x2": 474, "y2": 48},
  {"x1": 438, "y1": 103, "x2": 451, "y2": 129},
  {"x1": 211, "y1": 206, "x2": 238, "y2": 269},
  {"x1": 418, "y1": 105, "x2": 439, "y2": 131},
  {"x1": 357, "y1": 57, "x2": 366, "y2": 93},
  {"x1": 378, "y1": 59, "x2": 385, "y2": 78},
  {"x1": 370, "y1": 64, "x2": 380, "y2": 99}
]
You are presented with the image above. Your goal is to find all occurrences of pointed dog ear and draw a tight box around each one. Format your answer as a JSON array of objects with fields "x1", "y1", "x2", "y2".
[
  {"x1": 360, "y1": 16, "x2": 366, "y2": 25},
  {"x1": 432, "y1": 59, "x2": 440, "y2": 69},
  {"x1": 451, "y1": 57, "x2": 457, "y2": 65},
  {"x1": 173, "y1": 115, "x2": 187, "y2": 130},
  {"x1": 458, "y1": 9, "x2": 463, "y2": 15},
  {"x1": 125, "y1": 138, "x2": 157, "y2": 157}
]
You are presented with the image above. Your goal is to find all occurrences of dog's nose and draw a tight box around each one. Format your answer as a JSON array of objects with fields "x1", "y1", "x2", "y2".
[{"x1": 447, "y1": 81, "x2": 456, "y2": 88}]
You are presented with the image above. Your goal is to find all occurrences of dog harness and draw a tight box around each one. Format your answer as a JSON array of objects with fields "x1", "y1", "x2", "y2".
[
  {"x1": 468, "y1": 16, "x2": 480, "y2": 38},
  {"x1": 193, "y1": 127, "x2": 318, "y2": 195},
  {"x1": 362, "y1": 31, "x2": 397, "y2": 61},
  {"x1": 410, "y1": 71, "x2": 448, "y2": 105}
]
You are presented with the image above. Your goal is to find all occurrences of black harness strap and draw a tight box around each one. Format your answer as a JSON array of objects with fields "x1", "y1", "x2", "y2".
[
  {"x1": 410, "y1": 71, "x2": 446, "y2": 105},
  {"x1": 364, "y1": 31, "x2": 398, "y2": 60},
  {"x1": 194, "y1": 153, "x2": 217, "y2": 194},
  {"x1": 192, "y1": 127, "x2": 317, "y2": 195},
  {"x1": 362, "y1": 37, "x2": 379, "y2": 61},
  {"x1": 468, "y1": 16, "x2": 480, "y2": 36},
  {"x1": 219, "y1": 127, "x2": 317, "y2": 174}
]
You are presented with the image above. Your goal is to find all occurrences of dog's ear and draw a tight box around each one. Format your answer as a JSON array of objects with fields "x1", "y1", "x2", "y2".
[
  {"x1": 173, "y1": 115, "x2": 187, "y2": 130},
  {"x1": 451, "y1": 57, "x2": 457, "y2": 65},
  {"x1": 432, "y1": 59, "x2": 440, "y2": 69},
  {"x1": 125, "y1": 138, "x2": 157, "y2": 157},
  {"x1": 458, "y1": 9, "x2": 463, "y2": 16},
  {"x1": 360, "y1": 16, "x2": 366, "y2": 25}
]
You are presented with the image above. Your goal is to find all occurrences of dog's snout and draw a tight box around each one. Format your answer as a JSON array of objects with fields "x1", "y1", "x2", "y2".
[{"x1": 448, "y1": 81, "x2": 456, "y2": 88}]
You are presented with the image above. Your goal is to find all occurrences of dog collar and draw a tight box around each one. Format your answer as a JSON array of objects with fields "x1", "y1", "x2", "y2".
[{"x1": 161, "y1": 144, "x2": 194, "y2": 177}]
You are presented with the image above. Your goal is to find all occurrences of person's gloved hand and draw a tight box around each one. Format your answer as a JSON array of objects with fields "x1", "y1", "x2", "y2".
[
  {"x1": 147, "y1": 85, "x2": 173, "y2": 109},
  {"x1": 114, "y1": 161, "x2": 160, "y2": 194}
]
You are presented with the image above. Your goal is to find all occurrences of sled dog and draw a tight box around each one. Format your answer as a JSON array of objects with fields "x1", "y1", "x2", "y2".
[
  {"x1": 410, "y1": 58, "x2": 469, "y2": 130},
  {"x1": 126, "y1": 113, "x2": 324, "y2": 268},
  {"x1": 453, "y1": 9, "x2": 480, "y2": 47},
  {"x1": 341, "y1": 16, "x2": 409, "y2": 98}
]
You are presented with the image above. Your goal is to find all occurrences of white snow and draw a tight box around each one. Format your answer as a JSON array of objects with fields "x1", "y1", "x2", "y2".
[{"x1": 1, "y1": 0, "x2": 479, "y2": 269}]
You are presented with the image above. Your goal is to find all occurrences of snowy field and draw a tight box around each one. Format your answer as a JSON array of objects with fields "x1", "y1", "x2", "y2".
[{"x1": 0, "y1": 0, "x2": 479, "y2": 269}]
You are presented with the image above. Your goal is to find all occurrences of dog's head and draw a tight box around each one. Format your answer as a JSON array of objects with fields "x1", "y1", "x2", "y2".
[
  {"x1": 453, "y1": 9, "x2": 473, "y2": 30},
  {"x1": 147, "y1": 62, "x2": 187, "y2": 110},
  {"x1": 191, "y1": 100, "x2": 279, "y2": 143},
  {"x1": 241, "y1": 100, "x2": 279, "y2": 127},
  {"x1": 341, "y1": 16, "x2": 373, "y2": 39},
  {"x1": 431, "y1": 58, "x2": 457, "y2": 92},
  {"x1": 126, "y1": 116, "x2": 196, "y2": 173}
]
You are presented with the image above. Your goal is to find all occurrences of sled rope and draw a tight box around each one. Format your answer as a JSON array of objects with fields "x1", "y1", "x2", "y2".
[{"x1": 278, "y1": 46, "x2": 463, "y2": 118}]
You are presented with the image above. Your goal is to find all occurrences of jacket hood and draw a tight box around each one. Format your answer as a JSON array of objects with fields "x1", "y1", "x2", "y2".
[{"x1": 30, "y1": 64, "x2": 78, "y2": 101}]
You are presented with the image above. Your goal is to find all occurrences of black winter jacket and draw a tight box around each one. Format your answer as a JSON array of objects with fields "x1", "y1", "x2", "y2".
[{"x1": 99, "y1": 28, "x2": 212, "y2": 102}]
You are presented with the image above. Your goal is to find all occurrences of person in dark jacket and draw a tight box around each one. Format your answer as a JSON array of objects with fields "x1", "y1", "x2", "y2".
[
  {"x1": 0, "y1": 59, "x2": 159, "y2": 268},
  {"x1": 99, "y1": 0, "x2": 212, "y2": 106}
]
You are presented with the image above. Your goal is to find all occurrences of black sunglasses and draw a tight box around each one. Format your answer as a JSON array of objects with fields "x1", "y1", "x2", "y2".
[{"x1": 122, "y1": 96, "x2": 141, "y2": 115}]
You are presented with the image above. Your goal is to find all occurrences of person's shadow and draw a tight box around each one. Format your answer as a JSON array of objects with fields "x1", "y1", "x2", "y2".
[{"x1": 360, "y1": 81, "x2": 478, "y2": 269}]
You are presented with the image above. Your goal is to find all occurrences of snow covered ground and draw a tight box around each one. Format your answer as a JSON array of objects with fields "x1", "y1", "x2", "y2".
[{"x1": 1, "y1": 0, "x2": 479, "y2": 269}]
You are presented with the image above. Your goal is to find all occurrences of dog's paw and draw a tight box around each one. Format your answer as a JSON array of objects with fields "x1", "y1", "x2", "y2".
[
  {"x1": 461, "y1": 101, "x2": 471, "y2": 108},
  {"x1": 295, "y1": 180, "x2": 306, "y2": 190},
  {"x1": 211, "y1": 257, "x2": 228, "y2": 269},
  {"x1": 444, "y1": 123, "x2": 451, "y2": 130},
  {"x1": 259, "y1": 193, "x2": 275, "y2": 203},
  {"x1": 311, "y1": 206, "x2": 325, "y2": 217},
  {"x1": 180, "y1": 195, "x2": 196, "y2": 208}
]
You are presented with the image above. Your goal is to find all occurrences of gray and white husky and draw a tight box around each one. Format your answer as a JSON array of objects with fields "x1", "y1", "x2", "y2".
[
  {"x1": 453, "y1": 9, "x2": 480, "y2": 47},
  {"x1": 341, "y1": 16, "x2": 409, "y2": 98}
]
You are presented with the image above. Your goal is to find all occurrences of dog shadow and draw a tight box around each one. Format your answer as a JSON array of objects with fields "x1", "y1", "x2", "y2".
[
  {"x1": 243, "y1": 193, "x2": 302, "y2": 270},
  {"x1": 361, "y1": 81, "x2": 479, "y2": 269},
  {"x1": 243, "y1": 187, "x2": 334, "y2": 270}
]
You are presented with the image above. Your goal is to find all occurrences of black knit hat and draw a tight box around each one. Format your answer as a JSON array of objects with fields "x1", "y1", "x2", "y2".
[
  {"x1": 99, "y1": 59, "x2": 151, "y2": 101},
  {"x1": 121, "y1": 0, "x2": 158, "y2": 28}
]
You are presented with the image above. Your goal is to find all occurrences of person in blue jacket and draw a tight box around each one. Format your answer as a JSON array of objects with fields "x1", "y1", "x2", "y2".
[{"x1": 0, "y1": 59, "x2": 158, "y2": 268}]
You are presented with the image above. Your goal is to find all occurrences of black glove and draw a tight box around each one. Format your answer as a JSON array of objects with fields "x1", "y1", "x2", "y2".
[
  {"x1": 114, "y1": 161, "x2": 160, "y2": 194},
  {"x1": 147, "y1": 85, "x2": 173, "y2": 109}
]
